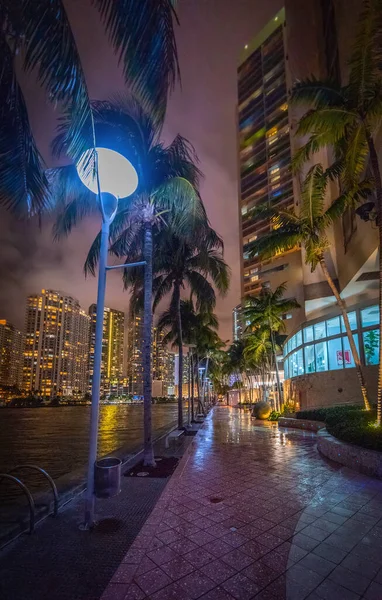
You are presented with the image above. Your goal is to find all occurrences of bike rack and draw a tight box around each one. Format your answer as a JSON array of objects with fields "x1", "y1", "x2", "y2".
[
  {"x1": 7, "y1": 465, "x2": 59, "y2": 517},
  {"x1": 0, "y1": 474, "x2": 36, "y2": 533}
]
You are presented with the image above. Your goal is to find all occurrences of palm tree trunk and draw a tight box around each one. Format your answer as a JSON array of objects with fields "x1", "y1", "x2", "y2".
[
  {"x1": 366, "y1": 134, "x2": 382, "y2": 424},
  {"x1": 270, "y1": 330, "x2": 282, "y2": 412},
  {"x1": 319, "y1": 257, "x2": 370, "y2": 411},
  {"x1": 202, "y1": 356, "x2": 210, "y2": 409},
  {"x1": 143, "y1": 222, "x2": 155, "y2": 466},
  {"x1": 191, "y1": 353, "x2": 195, "y2": 421},
  {"x1": 237, "y1": 372, "x2": 242, "y2": 403},
  {"x1": 174, "y1": 281, "x2": 183, "y2": 429}
]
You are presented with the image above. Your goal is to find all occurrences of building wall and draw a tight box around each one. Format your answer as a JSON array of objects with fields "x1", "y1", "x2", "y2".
[
  {"x1": 0, "y1": 320, "x2": 24, "y2": 388},
  {"x1": 126, "y1": 312, "x2": 144, "y2": 395},
  {"x1": 284, "y1": 366, "x2": 378, "y2": 410},
  {"x1": 24, "y1": 290, "x2": 90, "y2": 396},
  {"x1": 88, "y1": 305, "x2": 125, "y2": 395}
]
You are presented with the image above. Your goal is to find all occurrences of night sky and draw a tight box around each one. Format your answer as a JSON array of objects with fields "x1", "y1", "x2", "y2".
[{"x1": 0, "y1": 0, "x2": 280, "y2": 342}]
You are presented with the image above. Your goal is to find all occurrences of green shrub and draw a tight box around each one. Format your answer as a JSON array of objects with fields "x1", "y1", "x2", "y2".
[
  {"x1": 297, "y1": 405, "x2": 382, "y2": 451},
  {"x1": 326, "y1": 409, "x2": 382, "y2": 451},
  {"x1": 296, "y1": 405, "x2": 360, "y2": 422},
  {"x1": 268, "y1": 410, "x2": 280, "y2": 421},
  {"x1": 281, "y1": 401, "x2": 296, "y2": 416}
]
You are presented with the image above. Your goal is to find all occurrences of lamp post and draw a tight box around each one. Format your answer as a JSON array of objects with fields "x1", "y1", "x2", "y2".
[{"x1": 76, "y1": 147, "x2": 139, "y2": 529}]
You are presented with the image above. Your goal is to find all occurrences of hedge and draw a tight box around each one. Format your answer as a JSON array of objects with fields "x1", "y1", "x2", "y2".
[{"x1": 296, "y1": 405, "x2": 382, "y2": 451}]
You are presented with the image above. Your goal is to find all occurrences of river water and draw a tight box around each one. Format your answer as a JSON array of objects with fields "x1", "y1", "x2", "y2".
[{"x1": 0, "y1": 404, "x2": 179, "y2": 484}]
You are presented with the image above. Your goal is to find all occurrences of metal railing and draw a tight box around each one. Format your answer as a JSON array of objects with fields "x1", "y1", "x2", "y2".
[
  {"x1": 0, "y1": 474, "x2": 36, "y2": 533},
  {"x1": 0, "y1": 464, "x2": 58, "y2": 535}
]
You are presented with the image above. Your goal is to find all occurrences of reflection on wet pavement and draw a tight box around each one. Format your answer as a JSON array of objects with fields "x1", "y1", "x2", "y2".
[{"x1": 106, "y1": 407, "x2": 382, "y2": 600}]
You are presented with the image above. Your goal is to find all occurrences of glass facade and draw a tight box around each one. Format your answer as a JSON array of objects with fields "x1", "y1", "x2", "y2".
[{"x1": 283, "y1": 305, "x2": 380, "y2": 379}]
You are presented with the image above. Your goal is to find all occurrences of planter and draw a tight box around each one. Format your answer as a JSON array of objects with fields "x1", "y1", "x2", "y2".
[
  {"x1": 317, "y1": 429, "x2": 382, "y2": 480},
  {"x1": 278, "y1": 417, "x2": 325, "y2": 432}
]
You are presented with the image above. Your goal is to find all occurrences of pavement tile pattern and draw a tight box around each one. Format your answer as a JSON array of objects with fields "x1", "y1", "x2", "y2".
[{"x1": 102, "y1": 407, "x2": 382, "y2": 600}]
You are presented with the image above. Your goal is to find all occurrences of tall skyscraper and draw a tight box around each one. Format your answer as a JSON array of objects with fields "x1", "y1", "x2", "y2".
[
  {"x1": 238, "y1": 8, "x2": 304, "y2": 334},
  {"x1": 23, "y1": 290, "x2": 90, "y2": 396},
  {"x1": 237, "y1": 0, "x2": 382, "y2": 410},
  {"x1": 232, "y1": 304, "x2": 243, "y2": 341},
  {"x1": 88, "y1": 304, "x2": 125, "y2": 395},
  {"x1": 152, "y1": 328, "x2": 177, "y2": 395},
  {"x1": 0, "y1": 320, "x2": 24, "y2": 388},
  {"x1": 126, "y1": 312, "x2": 144, "y2": 395}
]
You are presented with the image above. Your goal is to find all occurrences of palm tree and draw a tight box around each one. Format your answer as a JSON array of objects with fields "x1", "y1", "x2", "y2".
[
  {"x1": 209, "y1": 350, "x2": 230, "y2": 402},
  {"x1": 0, "y1": 1, "x2": 180, "y2": 215},
  {"x1": 249, "y1": 164, "x2": 371, "y2": 410},
  {"x1": 157, "y1": 301, "x2": 221, "y2": 415},
  {"x1": 289, "y1": 0, "x2": 382, "y2": 419},
  {"x1": 244, "y1": 329, "x2": 278, "y2": 404},
  {"x1": 225, "y1": 340, "x2": 246, "y2": 403},
  {"x1": 54, "y1": 100, "x2": 204, "y2": 466},
  {"x1": 152, "y1": 227, "x2": 229, "y2": 427},
  {"x1": 243, "y1": 284, "x2": 300, "y2": 410}
]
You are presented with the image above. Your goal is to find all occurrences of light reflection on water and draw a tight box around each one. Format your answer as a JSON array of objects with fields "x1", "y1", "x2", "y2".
[{"x1": 0, "y1": 405, "x2": 179, "y2": 484}]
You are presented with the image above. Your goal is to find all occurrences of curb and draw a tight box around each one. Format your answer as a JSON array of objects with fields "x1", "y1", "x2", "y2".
[
  {"x1": 278, "y1": 417, "x2": 325, "y2": 432},
  {"x1": 317, "y1": 428, "x2": 382, "y2": 479}
]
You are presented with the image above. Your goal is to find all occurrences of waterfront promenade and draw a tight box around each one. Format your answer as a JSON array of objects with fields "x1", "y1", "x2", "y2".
[
  {"x1": 103, "y1": 407, "x2": 382, "y2": 600},
  {"x1": 2, "y1": 407, "x2": 382, "y2": 599}
]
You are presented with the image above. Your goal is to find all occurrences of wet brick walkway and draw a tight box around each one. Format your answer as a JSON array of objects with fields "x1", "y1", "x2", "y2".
[{"x1": 102, "y1": 407, "x2": 382, "y2": 600}]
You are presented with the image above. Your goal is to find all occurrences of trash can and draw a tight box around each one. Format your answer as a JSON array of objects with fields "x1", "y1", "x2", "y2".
[{"x1": 94, "y1": 457, "x2": 122, "y2": 498}]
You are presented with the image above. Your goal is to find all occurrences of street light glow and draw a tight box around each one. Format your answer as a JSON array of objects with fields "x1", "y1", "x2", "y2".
[{"x1": 76, "y1": 147, "x2": 138, "y2": 198}]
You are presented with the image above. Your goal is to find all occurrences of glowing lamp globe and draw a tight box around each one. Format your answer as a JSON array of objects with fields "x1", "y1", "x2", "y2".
[{"x1": 76, "y1": 147, "x2": 138, "y2": 198}]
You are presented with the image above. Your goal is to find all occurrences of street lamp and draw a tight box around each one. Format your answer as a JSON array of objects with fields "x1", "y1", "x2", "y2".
[{"x1": 76, "y1": 147, "x2": 139, "y2": 529}]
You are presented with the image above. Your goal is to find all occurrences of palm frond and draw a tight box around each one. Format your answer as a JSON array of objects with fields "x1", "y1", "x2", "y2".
[
  {"x1": 321, "y1": 178, "x2": 373, "y2": 227},
  {"x1": 249, "y1": 229, "x2": 302, "y2": 261},
  {"x1": 296, "y1": 107, "x2": 356, "y2": 140},
  {"x1": 292, "y1": 135, "x2": 324, "y2": 172},
  {"x1": 0, "y1": 31, "x2": 50, "y2": 216},
  {"x1": 93, "y1": 0, "x2": 180, "y2": 123},
  {"x1": 23, "y1": 0, "x2": 95, "y2": 162},
  {"x1": 291, "y1": 77, "x2": 345, "y2": 108},
  {"x1": 348, "y1": 0, "x2": 382, "y2": 109},
  {"x1": 152, "y1": 177, "x2": 205, "y2": 233},
  {"x1": 152, "y1": 274, "x2": 173, "y2": 312},
  {"x1": 300, "y1": 164, "x2": 328, "y2": 225},
  {"x1": 185, "y1": 270, "x2": 216, "y2": 311},
  {"x1": 51, "y1": 165, "x2": 96, "y2": 239},
  {"x1": 187, "y1": 250, "x2": 230, "y2": 295},
  {"x1": 343, "y1": 124, "x2": 369, "y2": 187}
]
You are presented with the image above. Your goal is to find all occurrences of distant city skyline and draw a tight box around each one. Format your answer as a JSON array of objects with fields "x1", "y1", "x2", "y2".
[{"x1": 0, "y1": 288, "x2": 176, "y2": 399}]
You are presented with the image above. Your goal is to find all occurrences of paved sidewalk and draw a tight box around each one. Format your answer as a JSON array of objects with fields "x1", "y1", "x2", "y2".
[
  {"x1": 0, "y1": 428, "x2": 194, "y2": 600},
  {"x1": 103, "y1": 407, "x2": 382, "y2": 600}
]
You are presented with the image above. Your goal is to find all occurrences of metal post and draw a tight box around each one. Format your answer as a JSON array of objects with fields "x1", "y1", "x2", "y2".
[{"x1": 83, "y1": 217, "x2": 109, "y2": 529}]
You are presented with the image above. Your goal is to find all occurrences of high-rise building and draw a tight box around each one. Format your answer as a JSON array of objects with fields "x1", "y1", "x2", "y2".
[
  {"x1": 238, "y1": 0, "x2": 382, "y2": 410},
  {"x1": 153, "y1": 327, "x2": 174, "y2": 393},
  {"x1": 174, "y1": 353, "x2": 190, "y2": 386},
  {"x1": 23, "y1": 290, "x2": 90, "y2": 396},
  {"x1": 166, "y1": 352, "x2": 176, "y2": 394},
  {"x1": 232, "y1": 304, "x2": 243, "y2": 341},
  {"x1": 238, "y1": 8, "x2": 305, "y2": 335},
  {"x1": 126, "y1": 312, "x2": 144, "y2": 395},
  {"x1": 0, "y1": 320, "x2": 24, "y2": 388},
  {"x1": 88, "y1": 305, "x2": 125, "y2": 395}
]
